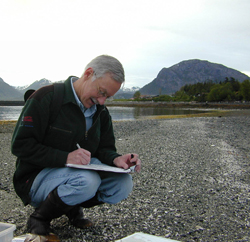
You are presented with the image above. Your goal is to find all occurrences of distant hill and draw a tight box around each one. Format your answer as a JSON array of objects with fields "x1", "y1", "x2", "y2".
[
  {"x1": 139, "y1": 59, "x2": 250, "y2": 95},
  {"x1": 16, "y1": 78, "x2": 54, "y2": 94},
  {"x1": 1, "y1": 59, "x2": 250, "y2": 100},
  {"x1": 0, "y1": 77, "x2": 61, "y2": 101},
  {"x1": 0, "y1": 78, "x2": 23, "y2": 101},
  {"x1": 114, "y1": 86, "x2": 140, "y2": 99},
  {"x1": 0, "y1": 76, "x2": 139, "y2": 101}
]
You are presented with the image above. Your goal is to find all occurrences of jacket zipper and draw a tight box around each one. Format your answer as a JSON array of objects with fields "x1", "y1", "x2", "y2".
[{"x1": 84, "y1": 108, "x2": 105, "y2": 140}]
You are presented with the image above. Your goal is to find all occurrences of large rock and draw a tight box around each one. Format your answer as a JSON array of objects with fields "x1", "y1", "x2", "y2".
[{"x1": 140, "y1": 59, "x2": 250, "y2": 95}]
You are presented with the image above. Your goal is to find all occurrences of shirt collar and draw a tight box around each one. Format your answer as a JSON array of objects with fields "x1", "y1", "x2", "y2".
[{"x1": 70, "y1": 77, "x2": 97, "y2": 117}]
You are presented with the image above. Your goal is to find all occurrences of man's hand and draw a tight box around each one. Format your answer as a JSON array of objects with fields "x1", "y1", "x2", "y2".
[
  {"x1": 113, "y1": 153, "x2": 141, "y2": 172},
  {"x1": 66, "y1": 148, "x2": 91, "y2": 165}
]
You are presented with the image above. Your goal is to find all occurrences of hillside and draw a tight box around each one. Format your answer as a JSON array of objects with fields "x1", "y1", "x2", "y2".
[
  {"x1": 0, "y1": 78, "x2": 23, "y2": 101},
  {"x1": 140, "y1": 59, "x2": 250, "y2": 95},
  {"x1": 0, "y1": 78, "x2": 54, "y2": 101},
  {"x1": 114, "y1": 86, "x2": 140, "y2": 99},
  {"x1": 0, "y1": 77, "x2": 139, "y2": 101},
  {"x1": 1, "y1": 59, "x2": 250, "y2": 100},
  {"x1": 17, "y1": 78, "x2": 54, "y2": 94}
]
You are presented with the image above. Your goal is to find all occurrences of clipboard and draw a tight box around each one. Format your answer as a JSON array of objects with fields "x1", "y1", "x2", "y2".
[{"x1": 66, "y1": 163, "x2": 135, "y2": 173}]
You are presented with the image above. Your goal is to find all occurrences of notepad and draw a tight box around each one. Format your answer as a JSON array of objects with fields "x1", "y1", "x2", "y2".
[{"x1": 66, "y1": 163, "x2": 135, "y2": 173}]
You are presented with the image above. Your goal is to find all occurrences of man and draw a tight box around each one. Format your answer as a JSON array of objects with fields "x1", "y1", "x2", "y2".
[{"x1": 11, "y1": 55, "x2": 141, "y2": 239}]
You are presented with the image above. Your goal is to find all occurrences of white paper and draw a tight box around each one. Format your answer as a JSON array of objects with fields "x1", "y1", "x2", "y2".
[
  {"x1": 66, "y1": 163, "x2": 133, "y2": 173},
  {"x1": 115, "y1": 232, "x2": 180, "y2": 241}
]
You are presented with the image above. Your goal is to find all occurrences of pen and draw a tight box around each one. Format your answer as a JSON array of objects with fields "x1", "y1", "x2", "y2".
[{"x1": 131, "y1": 154, "x2": 136, "y2": 165}]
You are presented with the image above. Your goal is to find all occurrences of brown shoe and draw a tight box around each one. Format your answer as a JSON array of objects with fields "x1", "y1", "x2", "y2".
[
  {"x1": 67, "y1": 206, "x2": 93, "y2": 229},
  {"x1": 25, "y1": 233, "x2": 60, "y2": 242}
]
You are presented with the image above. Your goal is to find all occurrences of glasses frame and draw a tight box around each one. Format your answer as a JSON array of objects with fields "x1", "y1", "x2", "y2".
[
  {"x1": 93, "y1": 72, "x2": 112, "y2": 99},
  {"x1": 96, "y1": 86, "x2": 108, "y2": 98}
]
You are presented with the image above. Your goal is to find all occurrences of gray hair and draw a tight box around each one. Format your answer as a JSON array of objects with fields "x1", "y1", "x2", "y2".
[{"x1": 83, "y1": 55, "x2": 125, "y2": 83}]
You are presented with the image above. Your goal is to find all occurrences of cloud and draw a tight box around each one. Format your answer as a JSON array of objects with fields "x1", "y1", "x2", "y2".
[{"x1": 0, "y1": 0, "x2": 250, "y2": 87}]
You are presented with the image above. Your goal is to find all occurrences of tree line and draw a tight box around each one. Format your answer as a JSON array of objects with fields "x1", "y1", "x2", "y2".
[{"x1": 133, "y1": 77, "x2": 250, "y2": 102}]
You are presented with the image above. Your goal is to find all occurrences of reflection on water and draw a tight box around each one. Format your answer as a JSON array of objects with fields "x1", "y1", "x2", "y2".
[
  {"x1": 0, "y1": 106, "x2": 209, "y2": 121},
  {"x1": 108, "y1": 106, "x2": 208, "y2": 121},
  {"x1": 107, "y1": 107, "x2": 135, "y2": 121}
]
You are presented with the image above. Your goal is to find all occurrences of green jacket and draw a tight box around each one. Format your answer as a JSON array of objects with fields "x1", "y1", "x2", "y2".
[{"x1": 11, "y1": 77, "x2": 120, "y2": 205}]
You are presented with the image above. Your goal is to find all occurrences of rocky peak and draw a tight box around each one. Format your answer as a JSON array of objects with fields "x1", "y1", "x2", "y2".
[{"x1": 140, "y1": 59, "x2": 250, "y2": 95}]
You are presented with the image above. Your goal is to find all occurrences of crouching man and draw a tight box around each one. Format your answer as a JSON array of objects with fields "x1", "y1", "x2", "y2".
[{"x1": 11, "y1": 55, "x2": 141, "y2": 240}]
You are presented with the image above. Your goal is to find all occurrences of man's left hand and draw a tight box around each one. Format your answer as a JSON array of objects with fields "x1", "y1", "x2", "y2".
[{"x1": 113, "y1": 153, "x2": 141, "y2": 172}]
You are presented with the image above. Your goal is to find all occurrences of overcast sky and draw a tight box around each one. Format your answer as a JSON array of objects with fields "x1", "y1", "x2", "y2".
[{"x1": 1, "y1": 0, "x2": 250, "y2": 88}]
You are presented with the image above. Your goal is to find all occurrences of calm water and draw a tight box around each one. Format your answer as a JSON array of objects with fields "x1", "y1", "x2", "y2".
[
  {"x1": 0, "y1": 106, "x2": 208, "y2": 121},
  {"x1": 0, "y1": 106, "x2": 24, "y2": 120}
]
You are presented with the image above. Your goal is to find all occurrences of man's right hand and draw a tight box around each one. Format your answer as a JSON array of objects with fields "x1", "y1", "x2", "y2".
[{"x1": 66, "y1": 148, "x2": 91, "y2": 165}]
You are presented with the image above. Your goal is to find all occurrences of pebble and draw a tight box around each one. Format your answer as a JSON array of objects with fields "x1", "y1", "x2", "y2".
[{"x1": 0, "y1": 113, "x2": 250, "y2": 241}]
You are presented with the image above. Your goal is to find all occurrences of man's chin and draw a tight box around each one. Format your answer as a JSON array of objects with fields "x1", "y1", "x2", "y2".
[{"x1": 83, "y1": 101, "x2": 93, "y2": 109}]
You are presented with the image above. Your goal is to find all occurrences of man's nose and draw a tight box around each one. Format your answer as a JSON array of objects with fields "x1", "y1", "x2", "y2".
[{"x1": 97, "y1": 96, "x2": 107, "y2": 105}]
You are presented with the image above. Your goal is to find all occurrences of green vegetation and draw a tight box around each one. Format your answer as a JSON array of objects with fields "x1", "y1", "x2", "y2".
[
  {"x1": 130, "y1": 77, "x2": 250, "y2": 102},
  {"x1": 133, "y1": 91, "x2": 141, "y2": 99}
]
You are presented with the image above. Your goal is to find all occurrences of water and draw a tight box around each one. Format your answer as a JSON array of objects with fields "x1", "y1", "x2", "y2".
[
  {"x1": 0, "y1": 106, "x2": 24, "y2": 120},
  {"x1": 107, "y1": 106, "x2": 208, "y2": 120},
  {"x1": 0, "y1": 106, "x2": 208, "y2": 121}
]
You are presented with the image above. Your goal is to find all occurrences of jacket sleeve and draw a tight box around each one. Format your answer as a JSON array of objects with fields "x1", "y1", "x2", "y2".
[
  {"x1": 11, "y1": 90, "x2": 68, "y2": 168},
  {"x1": 95, "y1": 108, "x2": 121, "y2": 166}
]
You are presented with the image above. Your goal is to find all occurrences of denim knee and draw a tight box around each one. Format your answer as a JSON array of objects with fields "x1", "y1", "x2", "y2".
[
  {"x1": 98, "y1": 173, "x2": 133, "y2": 204},
  {"x1": 117, "y1": 173, "x2": 133, "y2": 200},
  {"x1": 58, "y1": 170, "x2": 102, "y2": 206}
]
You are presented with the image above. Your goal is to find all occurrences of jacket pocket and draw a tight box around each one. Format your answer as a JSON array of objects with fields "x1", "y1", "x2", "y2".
[{"x1": 43, "y1": 126, "x2": 74, "y2": 151}]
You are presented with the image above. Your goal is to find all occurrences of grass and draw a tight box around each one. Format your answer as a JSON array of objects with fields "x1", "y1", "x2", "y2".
[
  {"x1": 138, "y1": 110, "x2": 230, "y2": 120},
  {"x1": 0, "y1": 120, "x2": 17, "y2": 125}
]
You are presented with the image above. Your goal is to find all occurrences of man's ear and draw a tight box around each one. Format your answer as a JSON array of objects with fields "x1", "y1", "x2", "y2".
[{"x1": 83, "y1": 68, "x2": 94, "y2": 80}]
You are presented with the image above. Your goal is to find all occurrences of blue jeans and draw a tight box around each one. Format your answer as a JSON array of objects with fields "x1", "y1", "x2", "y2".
[{"x1": 29, "y1": 158, "x2": 133, "y2": 208}]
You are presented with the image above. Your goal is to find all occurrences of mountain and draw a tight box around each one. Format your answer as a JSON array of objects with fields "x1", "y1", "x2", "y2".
[
  {"x1": 121, "y1": 86, "x2": 140, "y2": 93},
  {"x1": 1, "y1": 59, "x2": 250, "y2": 100},
  {"x1": 114, "y1": 86, "x2": 140, "y2": 99},
  {"x1": 139, "y1": 59, "x2": 250, "y2": 95},
  {"x1": 17, "y1": 78, "x2": 53, "y2": 94},
  {"x1": 0, "y1": 78, "x2": 23, "y2": 101},
  {"x1": 0, "y1": 76, "x2": 139, "y2": 100},
  {"x1": 0, "y1": 78, "x2": 54, "y2": 101}
]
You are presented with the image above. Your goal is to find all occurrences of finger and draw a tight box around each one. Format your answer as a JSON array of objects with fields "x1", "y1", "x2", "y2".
[
  {"x1": 82, "y1": 149, "x2": 91, "y2": 156},
  {"x1": 134, "y1": 160, "x2": 141, "y2": 172},
  {"x1": 78, "y1": 148, "x2": 91, "y2": 157},
  {"x1": 132, "y1": 157, "x2": 141, "y2": 166},
  {"x1": 135, "y1": 158, "x2": 141, "y2": 166},
  {"x1": 81, "y1": 155, "x2": 91, "y2": 165},
  {"x1": 135, "y1": 165, "x2": 141, "y2": 173},
  {"x1": 134, "y1": 159, "x2": 141, "y2": 172},
  {"x1": 77, "y1": 149, "x2": 91, "y2": 159}
]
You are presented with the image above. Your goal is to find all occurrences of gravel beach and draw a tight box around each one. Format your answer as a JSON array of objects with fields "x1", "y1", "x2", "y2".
[{"x1": 0, "y1": 111, "x2": 250, "y2": 242}]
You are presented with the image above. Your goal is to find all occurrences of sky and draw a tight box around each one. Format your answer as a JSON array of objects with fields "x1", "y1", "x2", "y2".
[{"x1": 0, "y1": 0, "x2": 250, "y2": 88}]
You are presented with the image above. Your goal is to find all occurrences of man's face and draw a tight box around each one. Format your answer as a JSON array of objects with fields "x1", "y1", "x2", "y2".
[{"x1": 76, "y1": 69, "x2": 121, "y2": 108}]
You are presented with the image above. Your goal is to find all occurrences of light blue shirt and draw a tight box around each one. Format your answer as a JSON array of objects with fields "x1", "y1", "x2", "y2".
[{"x1": 71, "y1": 77, "x2": 97, "y2": 131}]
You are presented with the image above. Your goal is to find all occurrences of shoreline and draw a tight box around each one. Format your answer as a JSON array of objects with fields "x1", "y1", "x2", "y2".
[
  {"x1": 1, "y1": 109, "x2": 250, "y2": 126},
  {"x1": 106, "y1": 101, "x2": 250, "y2": 110},
  {"x1": 1, "y1": 100, "x2": 250, "y2": 109}
]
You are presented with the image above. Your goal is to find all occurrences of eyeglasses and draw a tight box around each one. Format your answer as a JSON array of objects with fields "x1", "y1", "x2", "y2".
[
  {"x1": 93, "y1": 72, "x2": 111, "y2": 99},
  {"x1": 97, "y1": 85, "x2": 108, "y2": 98}
]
